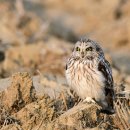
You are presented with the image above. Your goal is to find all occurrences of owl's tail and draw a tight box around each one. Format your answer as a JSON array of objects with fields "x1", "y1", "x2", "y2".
[{"x1": 101, "y1": 88, "x2": 115, "y2": 114}]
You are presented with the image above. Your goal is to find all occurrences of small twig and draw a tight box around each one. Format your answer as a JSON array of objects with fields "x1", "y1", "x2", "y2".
[
  {"x1": 125, "y1": 103, "x2": 130, "y2": 115},
  {"x1": 118, "y1": 99, "x2": 130, "y2": 125},
  {"x1": 35, "y1": 118, "x2": 44, "y2": 130},
  {"x1": 115, "y1": 104, "x2": 127, "y2": 130},
  {"x1": 61, "y1": 91, "x2": 68, "y2": 111},
  {"x1": 115, "y1": 99, "x2": 130, "y2": 130},
  {"x1": 106, "y1": 122, "x2": 118, "y2": 128},
  {"x1": 116, "y1": 90, "x2": 130, "y2": 93},
  {"x1": 116, "y1": 97, "x2": 128, "y2": 99},
  {"x1": 37, "y1": 69, "x2": 43, "y2": 78}
]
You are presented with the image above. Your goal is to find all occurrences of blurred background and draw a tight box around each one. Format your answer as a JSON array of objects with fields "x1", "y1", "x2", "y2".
[{"x1": 0, "y1": 0, "x2": 130, "y2": 83}]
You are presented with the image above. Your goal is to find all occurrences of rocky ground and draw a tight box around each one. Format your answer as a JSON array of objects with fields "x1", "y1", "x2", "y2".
[{"x1": 0, "y1": 0, "x2": 130, "y2": 130}]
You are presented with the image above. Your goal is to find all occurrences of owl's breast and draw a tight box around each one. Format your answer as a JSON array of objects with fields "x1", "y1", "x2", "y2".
[{"x1": 66, "y1": 61, "x2": 106, "y2": 100}]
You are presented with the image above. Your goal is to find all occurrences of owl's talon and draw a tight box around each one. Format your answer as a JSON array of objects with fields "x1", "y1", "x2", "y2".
[{"x1": 83, "y1": 97, "x2": 96, "y2": 104}]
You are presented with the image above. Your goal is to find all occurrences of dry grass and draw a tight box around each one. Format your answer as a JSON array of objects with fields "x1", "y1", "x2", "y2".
[
  {"x1": 0, "y1": 103, "x2": 20, "y2": 129},
  {"x1": 114, "y1": 84, "x2": 130, "y2": 130}
]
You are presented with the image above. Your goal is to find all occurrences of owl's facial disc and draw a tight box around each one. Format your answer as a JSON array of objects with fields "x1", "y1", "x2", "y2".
[
  {"x1": 73, "y1": 41, "x2": 99, "y2": 60},
  {"x1": 74, "y1": 46, "x2": 94, "y2": 59}
]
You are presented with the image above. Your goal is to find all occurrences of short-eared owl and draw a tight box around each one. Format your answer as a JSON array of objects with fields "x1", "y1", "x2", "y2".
[{"x1": 66, "y1": 38, "x2": 114, "y2": 114}]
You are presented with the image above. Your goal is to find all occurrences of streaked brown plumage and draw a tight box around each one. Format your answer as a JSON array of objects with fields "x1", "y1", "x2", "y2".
[{"x1": 66, "y1": 38, "x2": 115, "y2": 114}]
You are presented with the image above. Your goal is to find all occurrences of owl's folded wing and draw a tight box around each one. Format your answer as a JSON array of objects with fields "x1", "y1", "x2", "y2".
[
  {"x1": 98, "y1": 59, "x2": 115, "y2": 111},
  {"x1": 98, "y1": 59, "x2": 114, "y2": 90}
]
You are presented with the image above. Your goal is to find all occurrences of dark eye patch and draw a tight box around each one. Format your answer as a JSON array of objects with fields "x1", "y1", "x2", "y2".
[
  {"x1": 86, "y1": 47, "x2": 93, "y2": 51},
  {"x1": 76, "y1": 47, "x2": 80, "y2": 51}
]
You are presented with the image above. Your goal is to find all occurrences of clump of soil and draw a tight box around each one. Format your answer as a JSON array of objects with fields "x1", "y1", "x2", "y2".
[
  {"x1": 0, "y1": 72, "x2": 36, "y2": 113},
  {"x1": 0, "y1": 72, "x2": 55, "y2": 130}
]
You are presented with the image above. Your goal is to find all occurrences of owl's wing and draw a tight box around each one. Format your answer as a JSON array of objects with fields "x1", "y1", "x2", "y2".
[
  {"x1": 98, "y1": 59, "x2": 115, "y2": 111},
  {"x1": 98, "y1": 59, "x2": 113, "y2": 89}
]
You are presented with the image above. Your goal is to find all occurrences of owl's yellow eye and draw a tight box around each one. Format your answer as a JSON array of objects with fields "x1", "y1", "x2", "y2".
[
  {"x1": 86, "y1": 47, "x2": 93, "y2": 51},
  {"x1": 76, "y1": 47, "x2": 80, "y2": 51}
]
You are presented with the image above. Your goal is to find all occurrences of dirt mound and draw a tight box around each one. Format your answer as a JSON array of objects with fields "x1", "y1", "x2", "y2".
[
  {"x1": 0, "y1": 72, "x2": 129, "y2": 130},
  {"x1": 0, "y1": 72, "x2": 36, "y2": 113}
]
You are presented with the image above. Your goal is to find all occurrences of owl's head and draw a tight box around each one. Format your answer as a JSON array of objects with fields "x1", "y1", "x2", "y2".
[{"x1": 72, "y1": 38, "x2": 104, "y2": 60}]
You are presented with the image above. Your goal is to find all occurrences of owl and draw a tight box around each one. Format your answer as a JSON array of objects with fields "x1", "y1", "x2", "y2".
[{"x1": 66, "y1": 38, "x2": 115, "y2": 114}]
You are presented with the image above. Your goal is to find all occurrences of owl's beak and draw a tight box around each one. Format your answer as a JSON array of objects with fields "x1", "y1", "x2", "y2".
[{"x1": 81, "y1": 51, "x2": 84, "y2": 58}]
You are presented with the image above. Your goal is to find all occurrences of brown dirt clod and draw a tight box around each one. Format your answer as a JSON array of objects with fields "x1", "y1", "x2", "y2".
[{"x1": 0, "y1": 72, "x2": 36, "y2": 113}]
